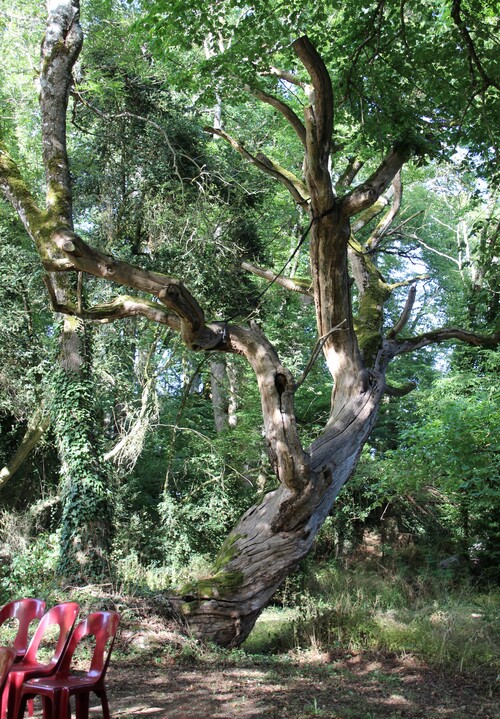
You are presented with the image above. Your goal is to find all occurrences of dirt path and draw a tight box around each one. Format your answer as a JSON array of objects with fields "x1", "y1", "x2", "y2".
[{"x1": 104, "y1": 651, "x2": 498, "y2": 719}]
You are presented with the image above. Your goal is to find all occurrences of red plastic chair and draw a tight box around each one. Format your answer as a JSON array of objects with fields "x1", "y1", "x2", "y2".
[
  {"x1": 19, "y1": 611, "x2": 120, "y2": 719},
  {"x1": 1, "y1": 602, "x2": 80, "y2": 719},
  {"x1": 0, "y1": 601, "x2": 46, "y2": 662},
  {"x1": 0, "y1": 650, "x2": 16, "y2": 694}
]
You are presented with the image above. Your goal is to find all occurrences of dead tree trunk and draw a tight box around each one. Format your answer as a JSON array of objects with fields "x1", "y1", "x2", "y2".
[{"x1": 170, "y1": 376, "x2": 384, "y2": 645}]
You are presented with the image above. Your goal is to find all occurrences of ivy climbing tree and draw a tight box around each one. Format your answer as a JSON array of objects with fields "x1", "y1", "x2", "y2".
[
  {"x1": 0, "y1": 0, "x2": 498, "y2": 644},
  {"x1": 50, "y1": 318, "x2": 112, "y2": 581}
]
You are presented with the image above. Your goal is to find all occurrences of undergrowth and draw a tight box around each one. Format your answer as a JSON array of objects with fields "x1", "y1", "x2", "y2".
[
  {"x1": 1, "y1": 514, "x2": 498, "y2": 674},
  {"x1": 244, "y1": 562, "x2": 500, "y2": 672}
]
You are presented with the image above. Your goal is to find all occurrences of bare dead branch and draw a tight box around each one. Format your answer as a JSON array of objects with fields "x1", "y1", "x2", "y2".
[
  {"x1": 204, "y1": 126, "x2": 310, "y2": 205},
  {"x1": 384, "y1": 381, "x2": 417, "y2": 397},
  {"x1": 249, "y1": 87, "x2": 306, "y2": 147},
  {"x1": 367, "y1": 172, "x2": 403, "y2": 251},
  {"x1": 387, "y1": 285, "x2": 417, "y2": 338},
  {"x1": 410, "y1": 233, "x2": 461, "y2": 265},
  {"x1": 241, "y1": 260, "x2": 312, "y2": 295},
  {"x1": 392, "y1": 327, "x2": 500, "y2": 355},
  {"x1": 51, "y1": 229, "x2": 221, "y2": 348},
  {"x1": 83, "y1": 297, "x2": 179, "y2": 326},
  {"x1": 266, "y1": 66, "x2": 307, "y2": 88},
  {"x1": 387, "y1": 274, "x2": 429, "y2": 291},
  {"x1": 383, "y1": 210, "x2": 425, "y2": 237}
]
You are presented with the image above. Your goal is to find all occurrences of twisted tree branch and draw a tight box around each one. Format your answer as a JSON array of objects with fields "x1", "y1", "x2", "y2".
[{"x1": 392, "y1": 327, "x2": 500, "y2": 355}]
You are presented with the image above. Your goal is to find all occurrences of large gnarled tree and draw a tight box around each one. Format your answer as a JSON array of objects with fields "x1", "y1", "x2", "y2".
[{"x1": 1, "y1": 0, "x2": 498, "y2": 645}]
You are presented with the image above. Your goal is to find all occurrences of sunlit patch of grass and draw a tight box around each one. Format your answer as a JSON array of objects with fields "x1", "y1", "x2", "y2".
[
  {"x1": 244, "y1": 564, "x2": 500, "y2": 672},
  {"x1": 243, "y1": 607, "x2": 299, "y2": 654},
  {"x1": 374, "y1": 599, "x2": 500, "y2": 670}
]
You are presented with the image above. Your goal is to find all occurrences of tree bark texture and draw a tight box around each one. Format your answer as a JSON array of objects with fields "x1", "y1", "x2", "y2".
[{"x1": 170, "y1": 379, "x2": 384, "y2": 646}]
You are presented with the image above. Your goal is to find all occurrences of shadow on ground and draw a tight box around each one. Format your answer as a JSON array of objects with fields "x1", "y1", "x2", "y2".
[{"x1": 102, "y1": 650, "x2": 497, "y2": 719}]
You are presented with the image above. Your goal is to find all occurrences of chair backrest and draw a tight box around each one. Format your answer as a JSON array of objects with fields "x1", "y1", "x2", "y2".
[
  {"x1": 0, "y1": 599, "x2": 46, "y2": 653},
  {"x1": 0, "y1": 647, "x2": 16, "y2": 690},
  {"x1": 56, "y1": 611, "x2": 120, "y2": 681},
  {"x1": 22, "y1": 602, "x2": 80, "y2": 669}
]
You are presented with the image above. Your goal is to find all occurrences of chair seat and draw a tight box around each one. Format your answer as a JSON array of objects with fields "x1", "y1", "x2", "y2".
[
  {"x1": 9, "y1": 663, "x2": 53, "y2": 677},
  {"x1": 24, "y1": 676, "x2": 102, "y2": 692}
]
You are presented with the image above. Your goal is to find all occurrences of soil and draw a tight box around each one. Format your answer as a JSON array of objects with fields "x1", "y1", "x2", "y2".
[{"x1": 96, "y1": 614, "x2": 498, "y2": 719}]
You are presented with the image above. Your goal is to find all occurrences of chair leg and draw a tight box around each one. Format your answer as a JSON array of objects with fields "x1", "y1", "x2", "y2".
[
  {"x1": 0, "y1": 677, "x2": 9, "y2": 719},
  {"x1": 42, "y1": 696, "x2": 53, "y2": 719},
  {"x1": 14, "y1": 697, "x2": 26, "y2": 719},
  {"x1": 8, "y1": 672, "x2": 25, "y2": 719},
  {"x1": 75, "y1": 694, "x2": 89, "y2": 719},
  {"x1": 98, "y1": 692, "x2": 110, "y2": 719},
  {"x1": 55, "y1": 688, "x2": 70, "y2": 719}
]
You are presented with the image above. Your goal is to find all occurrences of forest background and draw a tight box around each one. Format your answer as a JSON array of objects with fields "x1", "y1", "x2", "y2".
[{"x1": 0, "y1": 0, "x2": 499, "y2": 672}]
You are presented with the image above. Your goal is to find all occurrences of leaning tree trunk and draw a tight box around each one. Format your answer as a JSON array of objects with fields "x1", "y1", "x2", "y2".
[
  {"x1": 170, "y1": 375, "x2": 384, "y2": 645},
  {"x1": 168, "y1": 36, "x2": 409, "y2": 646}
]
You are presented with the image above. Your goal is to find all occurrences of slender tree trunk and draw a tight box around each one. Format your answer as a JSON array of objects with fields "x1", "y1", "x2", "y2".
[
  {"x1": 210, "y1": 357, "x2": 239, "y2": 432},
  {"x1": 210, "y1": 358, "x2": 229, "y2": 433},
  {"x1": 226, "y1": 358, "x2": 239, "y2": 429}
]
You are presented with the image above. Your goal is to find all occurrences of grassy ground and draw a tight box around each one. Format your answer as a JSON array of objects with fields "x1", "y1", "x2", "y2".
[
  {"x1": 243, "y1": 562, "x2": 499, "y2": 675},
  {"x1": 103, "y1": 593, "x2": 499, "y2": 718}
]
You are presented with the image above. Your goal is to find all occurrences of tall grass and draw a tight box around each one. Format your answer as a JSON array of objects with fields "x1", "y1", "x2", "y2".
[{"x1": 245, "y1": 562, "x2": 500, "y2": 672}]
